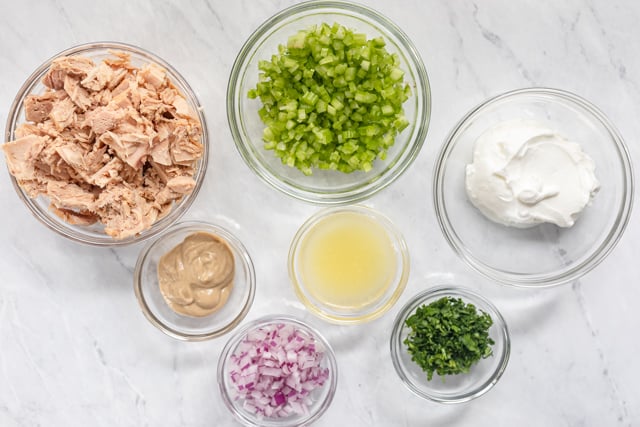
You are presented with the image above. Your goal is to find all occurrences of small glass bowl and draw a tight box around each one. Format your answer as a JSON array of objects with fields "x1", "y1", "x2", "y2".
[
  {"x1": 390, "y1": 286, "x2": 510, "y2": 404},
  {"x1": 288, "y1": 205, "x2": 410, "y2": 324},
  {"x1": 217, "y1": 315, "x2": 338, "y2": 427},
  {"x1": 4, "y1": 42, "x2": 208, "y2": 246},
  {"x1": 227, "y1": 1, "x2": 431, "y2": 204},
  {"x1": 133, "y1": 221, "x2": 255, "y2": 341},
  {"x1": 433, "y1": 88, "x2": 634, "y2": 287}
]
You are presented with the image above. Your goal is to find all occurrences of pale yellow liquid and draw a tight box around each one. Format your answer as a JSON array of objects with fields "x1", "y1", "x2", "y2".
[{"x1": 298, "y1": 211, "x2": 397, "y2": 309}]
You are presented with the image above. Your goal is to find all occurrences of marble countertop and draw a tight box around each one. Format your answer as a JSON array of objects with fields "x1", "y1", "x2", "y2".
[{"x1": 1, "y1": 0, "x2": 639, "y2": 426}]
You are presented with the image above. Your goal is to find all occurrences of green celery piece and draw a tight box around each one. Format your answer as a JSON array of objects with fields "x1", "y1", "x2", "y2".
[{"x1": 403, "y1": 297, "x2": 495, "y2": 381}]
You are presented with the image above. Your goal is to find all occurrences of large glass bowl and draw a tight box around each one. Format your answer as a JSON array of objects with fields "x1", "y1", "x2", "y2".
[
  {"x1": 227, "y1": 0, "x2": 430, "y2": 204},
  {"x1": 3, "y1": 42, "x2": 208, "y2": 246},
  {"x1": 433, "y1": 88, "x2": 634, "y2": 287}
]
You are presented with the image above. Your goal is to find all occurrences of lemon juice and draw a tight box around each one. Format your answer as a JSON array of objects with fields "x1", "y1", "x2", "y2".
[{"x1": 298, "y1": 211, "x2": 398, "y2": 309}]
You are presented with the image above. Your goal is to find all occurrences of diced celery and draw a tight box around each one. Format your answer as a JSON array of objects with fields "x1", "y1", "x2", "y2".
[
  {"x1": 330, "y1": 98, "x2": 344, "y2": 111},
  {"x1": 316, "y1": 99, "x2": 327, "y2": 114},
  {"x1": 301, "y1": 91, "x2": 319, "y2": 106},
  {"x1": 247, "y1": 22, "x2": 412, "y2": 175},
  {"x1": 287, "y1": 31, "x2": 307, "y2": 49},
  {"x1": 381, "y1": 104, "x2": 394, "y2": 115},
  {"x1": 354, "y1": 91, "x2": 377, "y2": 104},
  {"x1": 390, "y1": 68, "x2": 404, "y2": 81}
]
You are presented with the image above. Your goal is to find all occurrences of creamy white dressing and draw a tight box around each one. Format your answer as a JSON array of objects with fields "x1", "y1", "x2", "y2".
[{"x1": 465, "y1": 120, "x2": 600, "y2": 228}]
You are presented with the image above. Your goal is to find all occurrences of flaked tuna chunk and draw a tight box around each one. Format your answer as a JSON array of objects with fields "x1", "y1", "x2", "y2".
[
  {"x1": 47, "y1": 180, "x2": 96, "y2": 211},
  {"x1": 49, "y1": 97, "x2": 76, "y2": 131},
  {"x1": 173, "y1": 96, "x2": 193, "y2": 118},
  {"x1": 148, "y1": 160, "x2": 169, "y2": 183},
  {"x1": 159, "y1": 87, "x2": 177, "y2": 104},
  {"x1": 43, "y1": 56, "x2": 95, "y2": 90},
  {"x1": 155, "y1": 185, "x2": 184, "y2": 206},
  {"x1": 99, "y1": 131, "x2": 150, "y2": 169},
  {"x1": 139, "y1": 90, "x2": 164, "y2": 120},
  {"x1": 137, "y1": 63, "x2": 167, "y2": 90},
  {"x1": 111, "y1": 75, "x2": 141, "y2": 109},
  {"x1": 59, "y1": 127, "x2": 93, "y2": 150},
  {"x1": 171, "y1": 134, "x2": 204, "y2": 165},
  {"x1": 83, "y1": 106, "x2": 121, "y2": 134},
  {"x1": 50, "y1": 206, "x2": 99, "y2": 226},
  {"x1": 15, "y1": 123, "x2": 43, "y2": 139},
  {"x1": 150, "y1": 137, "x2": 171, "y2": 166},
  {"x1": 107, "y1": 67, "x2": 128, "y2": 91},
  {"x1": 55, "y1": 140, "x2": 87, "y2": 173},
  {"x1": 103, "y1": 51, "x2": 134, "y2": 70},
  {"x1": 24, "y1": 93, "x2": 56, "y2": 123},
  {"x1": 63, "y1": 75, "x2": 92, "y2": 111},
  {"x1": 80, "y1": 62, "x2": 114, "y2": 91},
  {"x1": 95, "y1": 184, "x2": 158, "y2": 239},
  {"x1": 37, "y1": 138, "x2": 85, "y2": 182},
  {"x1": 90, "y1": 157, "x2": 123, "y2": 187},
  {"x1": 18, "y1": 179, "x2": 48, "y2": 198},
  {"x1": 120, "y1": 133, "x2": 153, "y2": 169},
  {"x1": 2, "y1": 134, "x2": 46, "y2": 180},
  {"x1": 167, "y1": 175, "x2": 195, "y2": 194},
  {"x1": 158, "y1": 87, "x2": 193, "y2": 118},
  {"x1": 114, "y1": 106, "x2": 155, "y2": 136}
]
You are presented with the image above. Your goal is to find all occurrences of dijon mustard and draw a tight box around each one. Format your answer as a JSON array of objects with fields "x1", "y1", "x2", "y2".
[{"x1": 157, "y1": 232, "x2": 234, "y2": 317}]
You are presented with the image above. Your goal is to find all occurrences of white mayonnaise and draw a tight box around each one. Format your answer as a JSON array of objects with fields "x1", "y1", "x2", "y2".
[{"x1": 465, "y1": 120, "x2": 600, "y2": 228}]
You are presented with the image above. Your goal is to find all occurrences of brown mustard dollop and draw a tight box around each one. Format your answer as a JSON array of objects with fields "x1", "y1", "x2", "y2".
[{"x1": 157, "y1": 232, "x2": 234, "y2": 317}]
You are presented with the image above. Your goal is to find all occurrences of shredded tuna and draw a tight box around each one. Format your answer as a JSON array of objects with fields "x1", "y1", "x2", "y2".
[
  {"x1": 24, "y1": 92, "x2": 56, "y2": 123},
  {"x1": 42, "y1": 56, "x2": 95, "y2": 90},
  {"x1": 49, "y1": 206, "x2": 99, "y2": 226},
  {"x1": 3, "y1": 135, "x2": 46, "y2": 180},
  {"x1": 2, "y1": 51, "x2": 204, "y2": 239}
]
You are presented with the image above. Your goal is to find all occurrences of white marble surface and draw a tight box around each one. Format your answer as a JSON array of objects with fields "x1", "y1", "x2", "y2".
[{"x1": 1, "y1": 0, "x2": 639, "y2": 426}]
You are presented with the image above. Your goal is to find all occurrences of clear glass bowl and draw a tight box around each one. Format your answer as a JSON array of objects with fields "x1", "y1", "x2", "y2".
[
  {"x1": 288, "y1": 205, "x2": 410, "y2": 324},
  {"x1": 390, "y1": 285, "x2": 510, "y2": 404},
  {"x1": 4, "y1": 42, "x2": 208, "y2": 246},
  {"x1": 227, "y1": 1, "x2": 431, "y2": 204},
  {"x1": 433, "y1": 88, "x2": 634, "y2": 287},
  {"x1": 134, "y1": 221, "x2": 255, "y2": 341},
  {"x1": 217, "y1": 315, "x2": 338, "y2": 427}
]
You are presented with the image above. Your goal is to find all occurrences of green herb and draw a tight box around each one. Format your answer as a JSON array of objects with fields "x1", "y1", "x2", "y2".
[
  {"x1": 248, "y1": 22, "x2": 411, "y2": 175},
  {"x1": 403, "y1": 296, "x2": 495, "y2": 381}
]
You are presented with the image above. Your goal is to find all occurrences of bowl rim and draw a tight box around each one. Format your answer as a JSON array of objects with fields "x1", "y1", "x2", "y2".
[
  {"x1": 227, "y1": 0, "x2": 431, "y2": 205},
  {"x1": 390, "y1": 285, "x2": 511, "y2": 404},
  {"x1": 433, "y1": 87, "x2": 635, "y2": 287},
  {"x1": 288, "y1": 204, "x2": 410, "y2": 324},
  {"x1": 217, "y1": 314, "x2": 338, "y2": 426},
  {"x1": 3, "y1": 41, "x2": 209, "y2": 246},
  {"x1": 133, "y1": 220, "x2": 256, "y2": 341}
]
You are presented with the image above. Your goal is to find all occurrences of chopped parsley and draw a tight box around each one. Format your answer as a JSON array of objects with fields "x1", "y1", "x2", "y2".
[{"x1": 403, "y1": 296, "x2": 495, "y2": 381}]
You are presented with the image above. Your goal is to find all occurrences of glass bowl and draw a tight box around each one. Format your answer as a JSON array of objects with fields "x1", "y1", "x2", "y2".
[
  {"x1": 288, "y1": 205, "x2": 410, "y2": 324},
  {"x1": 3, "y1": 41, "x2": 208, "y2": 246},
  {"x1": 227, "y1": 0, "x2": 431, "y2": 204},
  {"x1": 133, "y1": 221, "x2": 255, "y2": 341},
  {"x1": 433, "y1": 88, "x2": 634, "y2": 287},
  {"x1": 217, "y1": 315, "x2": 338, "y2": 427},
  {"x1": 390, "y1": 285, "x2": 510, "y2": 404}
]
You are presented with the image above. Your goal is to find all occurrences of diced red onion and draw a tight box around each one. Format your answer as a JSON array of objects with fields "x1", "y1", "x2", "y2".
[{"x1": 228, "y1": 322, "x2": 330, "y2": 418}]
